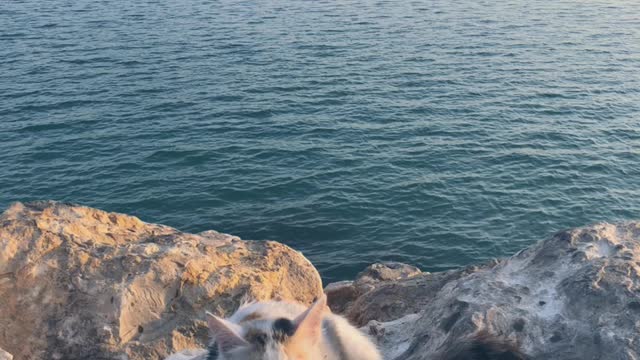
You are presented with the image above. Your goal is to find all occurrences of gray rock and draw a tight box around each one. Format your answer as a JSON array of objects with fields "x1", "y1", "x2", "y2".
[
  {"x1": 356, "y1": 262, "x2": 422, "y2": 284},
  {"x1": 325, "y1": 262, "x2": 423, "y2": 319},
  {"x1": 349, "y1": 223, "x2": 640, "y2": 359}
]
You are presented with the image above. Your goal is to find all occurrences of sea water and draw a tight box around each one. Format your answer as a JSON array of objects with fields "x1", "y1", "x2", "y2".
[{"x1": 1, "y1": 0, "x2": 639, "y2": 282}]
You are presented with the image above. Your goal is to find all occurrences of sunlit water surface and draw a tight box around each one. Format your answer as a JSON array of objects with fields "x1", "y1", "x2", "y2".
[{"x1": 2, "y1": 0, "x2": 640, "y2": 282}]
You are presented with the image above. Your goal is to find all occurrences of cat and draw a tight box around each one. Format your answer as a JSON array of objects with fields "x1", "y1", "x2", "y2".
[
  {"x1": 167, "y1": 295, "x2": 528, "y2": 360},
  {"x1": 202, "y1": 294, "x2": 382, "y2": 360}
]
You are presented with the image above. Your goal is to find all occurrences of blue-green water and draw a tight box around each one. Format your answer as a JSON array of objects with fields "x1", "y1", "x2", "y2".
[{"x1": 2, "y1": 0, "x2": 640, "y2": 282}]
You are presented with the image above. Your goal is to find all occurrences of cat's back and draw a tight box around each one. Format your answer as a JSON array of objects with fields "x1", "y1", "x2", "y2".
[{"x1": 322, "y1": 313, "x2": 382, "y2": 360}]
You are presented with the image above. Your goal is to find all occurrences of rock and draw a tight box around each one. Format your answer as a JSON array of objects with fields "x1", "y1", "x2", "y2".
[
  {"x1": 365, "y1": 313, "x2": 421, "y2": 360},
  {"x1": 4, "y1": 201, "x2": 640, "y2": 359},
  {"x1": 325, "y1": 280, "x2": 359, "y2": 314},
  {"x1": 0, "y1": 201, "x2": 323, "y2": 360},
  {"x1": 357, "y1": 262, "x2": 422, "y2": 283},
  {"x1": 348, "y1": 223, "x2": 640, "y2": 359},
  {"x1": 346, "y1": 261, "x2": 498, "y2": 327},
  {"x1": 325, "y1": 262, "x2": 422, "y2": 318}
]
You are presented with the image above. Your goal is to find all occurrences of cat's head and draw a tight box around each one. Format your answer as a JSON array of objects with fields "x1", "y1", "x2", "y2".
[{"x1": 206, "y1": 295, "x2": 327, "y2": 360}]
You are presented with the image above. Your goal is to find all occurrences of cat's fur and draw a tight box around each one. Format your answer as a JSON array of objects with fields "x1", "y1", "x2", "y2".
[
  {"x1": 204, "y1": 294, "x2": 382, "y2": 360},
  {"x1": 167, "y1": 296, "x2": 528, "y2": 360}
]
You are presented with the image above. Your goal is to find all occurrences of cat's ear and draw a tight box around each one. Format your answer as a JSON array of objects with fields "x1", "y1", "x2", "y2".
[
  {"x1": 206, "y1": 312, "x2": 249, "y2": 352},
  {"x1": 292, "y1": 294, "x2": 327, "y2": 345}
]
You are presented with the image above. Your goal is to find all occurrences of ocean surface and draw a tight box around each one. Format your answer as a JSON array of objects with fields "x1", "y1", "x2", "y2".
[{"x1": 2, "y1": 0, "x2": 640, "y2": 282}]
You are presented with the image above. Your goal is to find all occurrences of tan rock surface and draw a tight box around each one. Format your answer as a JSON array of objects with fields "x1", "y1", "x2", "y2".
[{"x1": 0, "y1": 201, "x2": 323, "y2": 360}]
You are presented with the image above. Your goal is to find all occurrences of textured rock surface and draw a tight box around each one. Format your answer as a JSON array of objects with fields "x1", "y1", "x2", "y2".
[
  {"x1": 0, "y1": 201, "x2": 323, "y2": 360},
  {"x1": 4, "y1": 201, "x2": 640, "y2": 360},
  {"x1": 333, "y1": 223, "x2": 640, "y2": 360},
  {"x1": 325, "y1": 262, "x2": 423, "y2": 317}
]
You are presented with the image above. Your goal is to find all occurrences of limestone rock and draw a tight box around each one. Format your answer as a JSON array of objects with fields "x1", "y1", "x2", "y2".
[
  {"x1": 347, "y1": 223, "x2": 640, "y2": 359},
  {"x1": 0, "y1": 201, "x2": 323, "y2": 360}
]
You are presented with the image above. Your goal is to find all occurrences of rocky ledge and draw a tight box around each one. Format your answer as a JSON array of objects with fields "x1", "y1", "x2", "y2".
[
  {"x1": 326, "y1": 224, "x2": 640, "y2": 359},
  {"x1": 0, "y1": 202, "x2": 322, "y2": 359},
  {"x1": 1, "y1": 202, "x2": 639, "y2": 359}
]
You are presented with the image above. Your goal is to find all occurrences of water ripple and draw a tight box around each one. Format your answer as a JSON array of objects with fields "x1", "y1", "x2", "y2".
[{"x1": 1, "y1": 0, "x2": 640, "y2": 282}]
